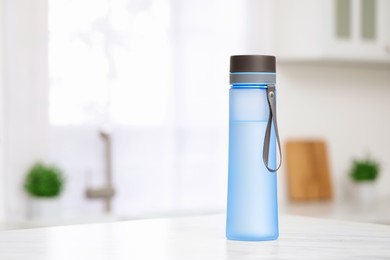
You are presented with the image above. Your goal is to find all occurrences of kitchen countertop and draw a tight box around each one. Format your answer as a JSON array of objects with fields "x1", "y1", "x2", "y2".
[
  {"x1": 282, "y1": 197, "x2": 390, "y2": 225},
  {"x1": 0, "y1": 214, "x2": 389, "y2": 259}
]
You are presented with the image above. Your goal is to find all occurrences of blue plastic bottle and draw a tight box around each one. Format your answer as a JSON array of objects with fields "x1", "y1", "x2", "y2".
[{"x1": 226, "y1": 55, "x2": 281, "y2": 241}]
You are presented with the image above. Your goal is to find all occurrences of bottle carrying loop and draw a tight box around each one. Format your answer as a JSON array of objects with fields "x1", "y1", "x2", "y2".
[{"x1": 262, "y1": 84, "x2": 282, "y2": 172}]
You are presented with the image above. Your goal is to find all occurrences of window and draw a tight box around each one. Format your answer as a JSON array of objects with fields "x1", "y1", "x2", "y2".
[{"x1": 49, "y1": 0, "x2": 173, "y2": 126}]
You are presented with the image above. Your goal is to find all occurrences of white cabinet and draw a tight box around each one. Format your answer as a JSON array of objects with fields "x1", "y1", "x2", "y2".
[{"x1": 274, "y1": 0, "x2": 390, "y2": 63}]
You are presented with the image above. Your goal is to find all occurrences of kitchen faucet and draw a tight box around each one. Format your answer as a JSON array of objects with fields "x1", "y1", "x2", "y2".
[{"x1": 85, "y1": 128, "x2": 115, "y2": 213}]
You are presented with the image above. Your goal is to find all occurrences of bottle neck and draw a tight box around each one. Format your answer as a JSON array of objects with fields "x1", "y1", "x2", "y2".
[
  {"x1": 230, "y1": 72, "x2": 276, "y2": 86},
  {"x1": 231, "y1": 84, "x2": 268, "y2": 89}
]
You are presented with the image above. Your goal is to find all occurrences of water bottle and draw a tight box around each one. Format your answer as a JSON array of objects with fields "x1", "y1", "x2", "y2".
[{"x1": 226, "y1": 55, "x2": 282, "y2": 241}]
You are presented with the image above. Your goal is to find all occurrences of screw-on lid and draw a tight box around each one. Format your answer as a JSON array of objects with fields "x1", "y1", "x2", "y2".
[{"x1": 230, "y1": 55, "x2": 276, "y2": 73}]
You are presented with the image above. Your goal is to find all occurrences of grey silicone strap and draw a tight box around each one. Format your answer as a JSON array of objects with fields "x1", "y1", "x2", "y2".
[{"x1": 263, "y1": 84, "x2": 282, "y2": 172}]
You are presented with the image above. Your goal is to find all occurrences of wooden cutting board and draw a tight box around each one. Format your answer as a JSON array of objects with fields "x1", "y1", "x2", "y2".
[{"x1": 285, "y1": 140, "x2": 333, "y2": 201}]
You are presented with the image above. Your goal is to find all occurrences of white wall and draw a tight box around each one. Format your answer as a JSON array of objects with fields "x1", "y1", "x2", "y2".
[
  {"x1": 0, "y1": 0, "x2": 5, "y2": 222},
  {"x1": 277, "y1": 64, "x2": 390, "y2": 202},
  {"x1": 3, "y1": 0, "x2": 49, "y2": 220}
]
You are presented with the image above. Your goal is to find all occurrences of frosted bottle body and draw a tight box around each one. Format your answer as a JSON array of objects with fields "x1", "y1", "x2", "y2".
[{"x1": 226, "y1": 83, "x2": 279, "y2": 241}]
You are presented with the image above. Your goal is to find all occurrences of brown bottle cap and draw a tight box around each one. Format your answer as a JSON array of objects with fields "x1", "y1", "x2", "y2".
[{"x1": 230, "y1": 55, "x2": 276, "y2": 73}]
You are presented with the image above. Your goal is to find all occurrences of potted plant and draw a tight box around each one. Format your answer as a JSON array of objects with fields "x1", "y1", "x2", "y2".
[
  {"x1": 349, "y1": 156, "x2": 380, "y2": 205},
  {"x1": 24, "y1": 162, "x2": 65, "y2": 219}
]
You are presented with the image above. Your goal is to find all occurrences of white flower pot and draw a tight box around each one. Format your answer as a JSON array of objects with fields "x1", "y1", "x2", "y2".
[
  {"x1": 28, "y1": 197, "x2": 61, "y2": 220},
  {"x1": 353, "y1": 181, "x2": 377, "y2": 206}
]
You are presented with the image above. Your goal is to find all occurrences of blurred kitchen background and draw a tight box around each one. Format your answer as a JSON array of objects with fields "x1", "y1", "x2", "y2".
[{"x1": 0, "y1": 0, "x2": 389, "y2": 228}]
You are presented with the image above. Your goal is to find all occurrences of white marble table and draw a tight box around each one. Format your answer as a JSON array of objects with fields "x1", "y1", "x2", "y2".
[{"x1": 0, "y1": 214, "x2": 389, "y2": 259}]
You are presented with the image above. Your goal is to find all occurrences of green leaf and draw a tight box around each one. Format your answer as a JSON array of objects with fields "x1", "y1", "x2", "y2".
[
  {"x1": 24, "y1": 162, "x2": 65, "y2": 197},
  {"x1": 349, "y1": 157, "x2": 380, "y2": 182}
]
